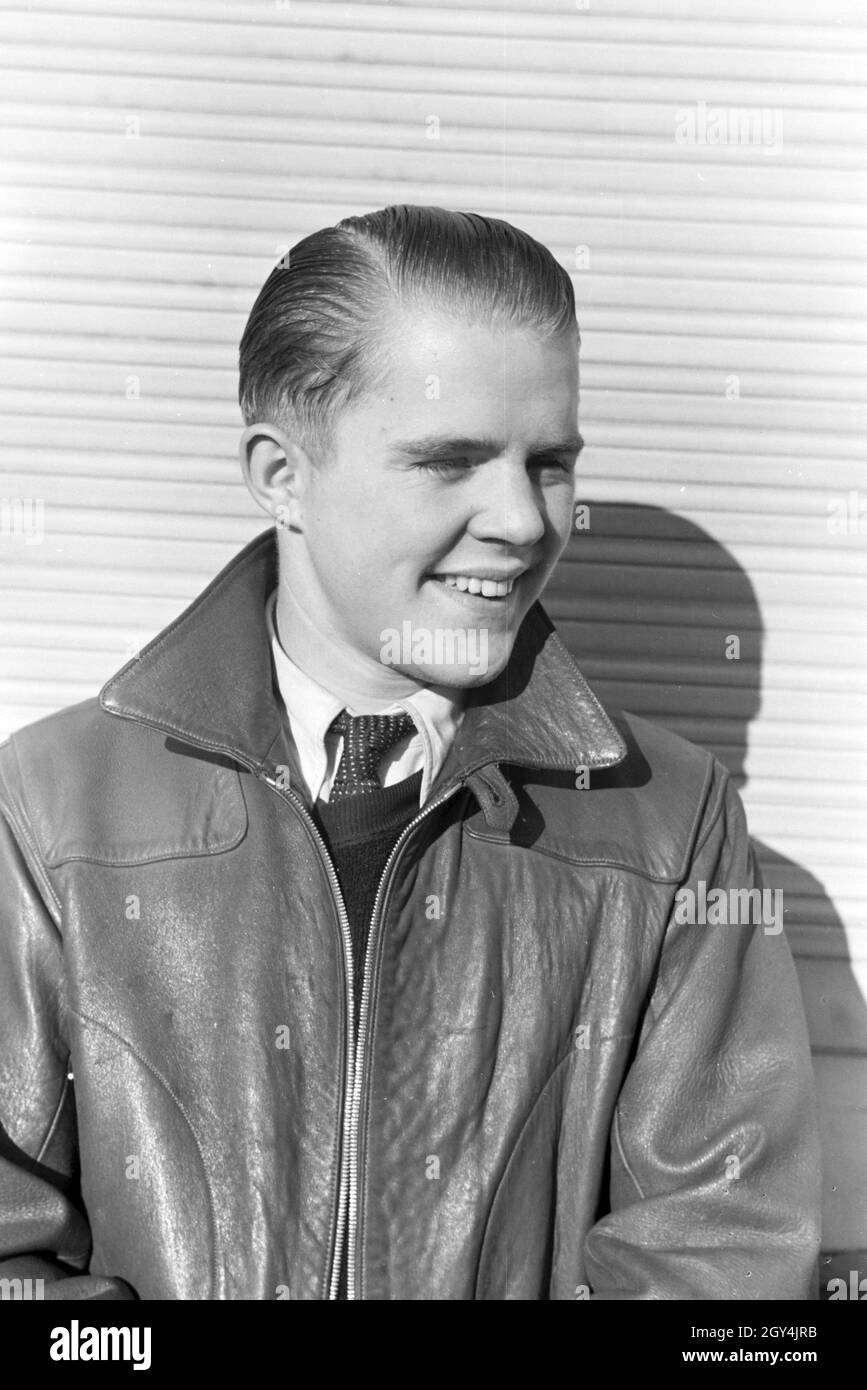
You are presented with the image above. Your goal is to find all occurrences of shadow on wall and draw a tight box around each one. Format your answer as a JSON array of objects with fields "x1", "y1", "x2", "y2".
[{"x1": 548, "y1": 501, "x2": 867, "y2": 1300}]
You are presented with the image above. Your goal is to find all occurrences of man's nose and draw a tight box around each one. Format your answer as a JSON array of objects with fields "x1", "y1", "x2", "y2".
[{"x1": 466, "y1": 459, "x2": 549, "y2": 549}]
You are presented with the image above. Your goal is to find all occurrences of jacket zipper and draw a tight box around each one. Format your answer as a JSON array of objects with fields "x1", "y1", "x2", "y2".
[
  {"x1": 257, "y1": 764, "x2": 461, "y2": 1300},
  {"x1": 254, "y1": 770, "x2": 357, "y2": 1298}
]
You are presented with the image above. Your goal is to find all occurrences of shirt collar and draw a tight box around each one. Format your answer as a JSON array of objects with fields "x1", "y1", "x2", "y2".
[{"x1": 265, "y1": 589, "x2": 463, "y2": 804}]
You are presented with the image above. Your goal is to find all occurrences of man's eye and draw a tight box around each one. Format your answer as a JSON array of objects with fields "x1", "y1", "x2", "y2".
[
  {"x1": 417, "y1": 458, "x2": 471, "y2": 476},
  {"x1": 530, "y1": 455, "x2": 576, "y2": 473},
  {"x1": 417, "y1": 456, "x2": 574, "y2": 477}
]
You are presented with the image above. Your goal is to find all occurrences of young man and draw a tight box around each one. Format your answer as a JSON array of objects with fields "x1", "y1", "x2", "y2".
[{"x1": 0, "y1": 206, "x2": 820, "y2": 1300}]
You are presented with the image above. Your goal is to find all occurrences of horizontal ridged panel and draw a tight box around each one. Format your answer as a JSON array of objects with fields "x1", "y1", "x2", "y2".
[{"x1": 0, "y1": 2, "x2": 864, "y2": 1248}]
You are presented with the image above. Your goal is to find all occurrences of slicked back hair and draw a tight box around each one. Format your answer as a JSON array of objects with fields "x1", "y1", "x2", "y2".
[{"x1": 238, "y1": 204, "x2": 579, "y2": 458}]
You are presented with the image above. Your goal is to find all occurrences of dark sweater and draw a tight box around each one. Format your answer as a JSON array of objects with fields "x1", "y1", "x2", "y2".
[
  {"x1": 313, "y1": 768, "x2": 424, "y2": 1015},
  {"x1": 312, "y1": 768, "x2": 424, "y2": 1299},
  {"x1": 312, "y1": 767, "x2": 425, "y2": 1017}
]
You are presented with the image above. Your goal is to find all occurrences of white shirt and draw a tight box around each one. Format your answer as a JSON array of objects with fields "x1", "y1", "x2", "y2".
[{"x1": 265, "y1": 590, "x2": 463, "y2": 807}]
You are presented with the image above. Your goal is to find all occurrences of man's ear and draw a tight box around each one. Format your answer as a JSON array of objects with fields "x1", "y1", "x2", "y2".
[{"x1": 238, "y1": 422, "x2": 314, "y2": 531}]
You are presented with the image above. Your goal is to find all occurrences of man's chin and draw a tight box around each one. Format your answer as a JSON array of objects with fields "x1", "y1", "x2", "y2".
[
  {"x1": 376, "y1": 616, "x2": 520, "y2": 689},
  {"x1": 384, "y1": 647, "x2": 514, "y2": 691}
]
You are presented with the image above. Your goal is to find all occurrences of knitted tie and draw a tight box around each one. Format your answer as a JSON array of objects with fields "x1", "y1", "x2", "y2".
[{"x1": 328, "y1": 710, "x2": 416, "y2": 800}]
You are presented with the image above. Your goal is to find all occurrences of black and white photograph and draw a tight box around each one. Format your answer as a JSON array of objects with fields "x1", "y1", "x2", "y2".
[{"x1": 0, "y1": 0, "x2": 864, "y2": 1346}]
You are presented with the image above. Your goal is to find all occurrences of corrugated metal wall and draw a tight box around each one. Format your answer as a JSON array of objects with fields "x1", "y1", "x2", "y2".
[{"x1": 1, "y1": 0, "x2": 864, "y2": 1289}]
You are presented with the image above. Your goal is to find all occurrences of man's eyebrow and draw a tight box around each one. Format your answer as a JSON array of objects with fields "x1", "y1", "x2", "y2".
[{"x1": 387, "y1": 433, "x2": 584, "y2": 458}]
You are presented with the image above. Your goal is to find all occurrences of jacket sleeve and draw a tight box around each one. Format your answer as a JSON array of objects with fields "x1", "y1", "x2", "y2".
[
  {"x1": 0, "y1": 752, "x2": 136, "y2": 1300},
  {"x1": 583, "y1": 767, "x2": 822, "y2": 1300}
]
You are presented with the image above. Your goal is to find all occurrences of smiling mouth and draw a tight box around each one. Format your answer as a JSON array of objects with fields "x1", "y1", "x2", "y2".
[{"x1": 427, "y1": 573, "x2": 522, "y2": 600}]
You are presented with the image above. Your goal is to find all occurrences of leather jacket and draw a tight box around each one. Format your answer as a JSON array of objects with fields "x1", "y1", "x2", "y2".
[{"x1": 0, "y1": 529, "x2": 821, "y2": 1300}]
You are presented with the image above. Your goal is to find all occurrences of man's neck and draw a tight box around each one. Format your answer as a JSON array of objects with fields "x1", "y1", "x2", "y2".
[{"x1": 274, "y1": 576, "x2": 434, "y2": 713}]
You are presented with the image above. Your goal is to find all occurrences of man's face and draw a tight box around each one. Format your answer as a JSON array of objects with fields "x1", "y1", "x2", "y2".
[{"x1": 287, "y1": 308, "x2": 581, "y2": 688}]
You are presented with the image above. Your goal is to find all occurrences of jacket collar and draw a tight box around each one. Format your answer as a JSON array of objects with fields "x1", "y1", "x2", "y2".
[{"x1": 100, "y1": 529, "x2": 627, "y2": 786}]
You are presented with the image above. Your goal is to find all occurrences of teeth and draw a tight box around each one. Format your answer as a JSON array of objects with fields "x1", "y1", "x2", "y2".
[{"x1": 437, "y1": 575, "x2": 516, "y2": 597}]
